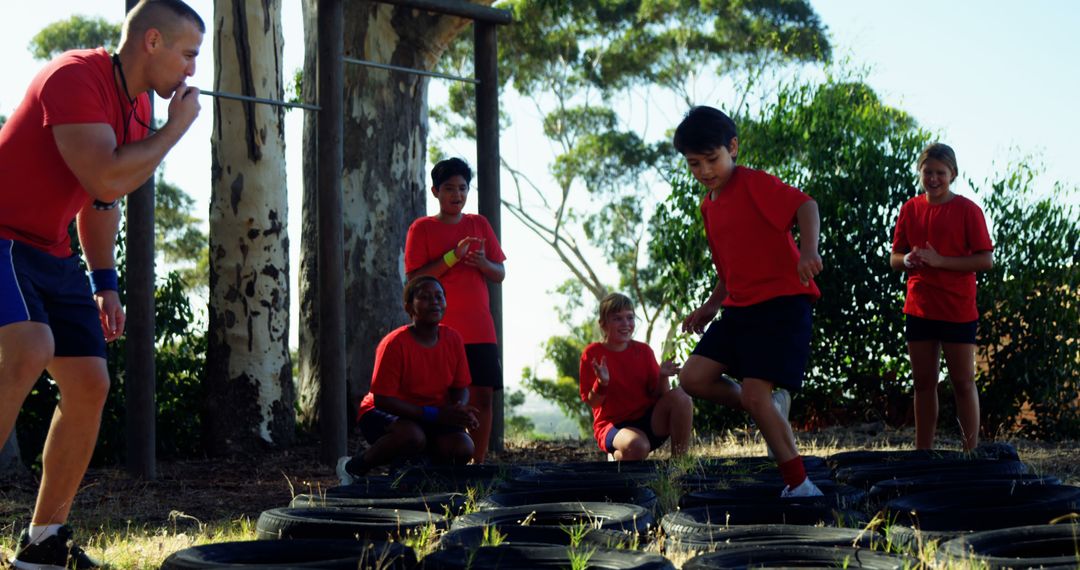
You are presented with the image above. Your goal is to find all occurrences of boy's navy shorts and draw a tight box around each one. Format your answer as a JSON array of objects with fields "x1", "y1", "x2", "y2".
[
  {"x1": 358, "y1": 407, "x2": 466, "y2": 445},
  {"x1": 691, "y1": 294, "x2": 812, "y2": 392},
  {"x1": 603, "y1": 405, "x2": 668, "y2": 454},
  {"x1": 905, "y1": 314, "x2": 978, "y2": 344},
  {"x1": 0, "y1": 238, "x2": 106, "y2": 358},
  {"x1": 465, "y1": 343, "x2": 503, "y2": 389}
]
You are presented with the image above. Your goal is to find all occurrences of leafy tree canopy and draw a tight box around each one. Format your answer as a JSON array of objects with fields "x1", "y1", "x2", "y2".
[{"x1": 29, "y1": 15, "x2": 120, "y2": 60}]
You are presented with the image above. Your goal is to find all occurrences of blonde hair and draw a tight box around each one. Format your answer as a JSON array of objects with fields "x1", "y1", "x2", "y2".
[
  {"x1": 598, "y1": 293, "x2": 634, "y2": 328},
  {"x1": 918, "y1": 142, "x2": 958, "y2": 183}
]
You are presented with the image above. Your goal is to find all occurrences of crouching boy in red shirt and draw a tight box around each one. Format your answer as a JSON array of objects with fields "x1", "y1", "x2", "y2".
[
  {"x1": 337, "y1": 276, "x2": 478, "y2": 482},
  {"x1": 674, "y1": 106, "x2": 824, "y2": 497}
]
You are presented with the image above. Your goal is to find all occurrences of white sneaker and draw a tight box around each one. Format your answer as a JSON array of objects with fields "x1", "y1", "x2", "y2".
[
  {"x1": 766, "y1": 389, "x2": 793, "y2": 459},
  {"x1": 781, "y1": 477, "x2": 824, "y2": 498},
  {"x1": 336, "y1": 455, "x2": 358, "y2": 486}
]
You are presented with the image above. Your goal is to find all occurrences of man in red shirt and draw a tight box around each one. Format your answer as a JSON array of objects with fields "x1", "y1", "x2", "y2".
[
  {"x1": 0, "y1": 1, "x2": 203, "y2": 567},
  {"x1": 674, "y1": 106, "x2": 824, "y2": 498}
]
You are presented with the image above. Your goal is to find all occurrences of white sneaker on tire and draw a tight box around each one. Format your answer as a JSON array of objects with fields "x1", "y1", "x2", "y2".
[
  {"x1": 336, "y1": 456, "x2": 357, "y2": 486},
  {"x1": 781, "y1": 477, "x2": 824, "y2": 498}
]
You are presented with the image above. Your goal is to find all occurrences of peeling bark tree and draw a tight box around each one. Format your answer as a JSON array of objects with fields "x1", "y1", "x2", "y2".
[
  {"x1": 206, "y1": 0, "x2": 294, "y2": 454},
  {"x1": 297, "y1": 1, "x2": 491, "y2": 426}
]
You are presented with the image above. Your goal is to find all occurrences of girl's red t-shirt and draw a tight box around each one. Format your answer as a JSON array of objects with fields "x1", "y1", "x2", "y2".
[
  {"x1": 358, "y1": 324, "x2": 471, "y2": 418},
  {"x1": 579, "y1": 341, "x2": 661, "y2": 450}
]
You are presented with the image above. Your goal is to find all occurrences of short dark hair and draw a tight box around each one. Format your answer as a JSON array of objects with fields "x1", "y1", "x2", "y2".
[
  {"x1": 403, "y1": 275, "x2": 443, "y2": 308},
  {"x1": 126, "y1": 0, "x2": 206, "y2": 41},
  {"x1": 431, "y1": 157, "x2": 473, "y2": 188},
  {"x1": 673, "y1": 106, "x2": 738, "y2": 155},
  {"x1": 918, "y1": 142, "x2": 958, "y2": 183}
]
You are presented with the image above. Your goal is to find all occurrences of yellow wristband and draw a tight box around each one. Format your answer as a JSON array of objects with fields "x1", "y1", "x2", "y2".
[{"x1": 443, "y1": 250, "x2": 459, "y2": 267}]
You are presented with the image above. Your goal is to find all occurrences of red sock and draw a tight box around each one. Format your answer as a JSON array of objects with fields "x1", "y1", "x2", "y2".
[{"x1": 778, "y1": 456, "x2": 807, "y2": 488}]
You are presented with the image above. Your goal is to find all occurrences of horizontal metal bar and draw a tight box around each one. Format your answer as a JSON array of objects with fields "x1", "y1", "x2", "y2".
[
  {"x1": 200, "y1": 89, "x2": 321, "y2": 111},
  {"x1": 375, "y1": 0, "x2": 512, "y2": 25},
  {"x1": 343, "y1": 57, "x2": 479, "y2": 84}
]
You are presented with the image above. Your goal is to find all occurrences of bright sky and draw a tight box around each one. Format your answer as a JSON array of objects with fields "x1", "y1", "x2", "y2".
[{"x1": 3, "y1": 1, "x2": 1077, "y2": 421}]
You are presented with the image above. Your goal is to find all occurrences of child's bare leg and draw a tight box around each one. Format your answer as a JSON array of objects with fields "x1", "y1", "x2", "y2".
[
  {"x1": 908, "y1": 341, "x2": 942, "y2": 449},
  {"x1": 742, "y1": 378, "x2": 797, "y2": 462},
  {"x1": 432, "y1": 432, "x2": 475, "y2": 465},
  {"x1": 679, "y1": 356, "x2": 741, "y2": 408},
  {"x1": 612, "y1": 428, "x2": 651, "y2": 461},
  {"x1": 651, "y1": 388, "x2": 694, "y2": 456},
  {"x1": 942, "y1": 342, "x2": 979, "y2": 451},
  {"x1": 469, "y1": 385, "x2": 494, "y2": 463},
  {"x1": 362, "y1": 420, "x2": 426, "y2": 470}
]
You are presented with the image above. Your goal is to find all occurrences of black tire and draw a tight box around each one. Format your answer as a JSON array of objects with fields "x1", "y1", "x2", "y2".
[
  {"x1": 937, "y1": 523, "x2": 1080, "y2": 569},
  {"x1": 883, "y1": 525, "x2": 968, "y2": 552},
  {"x1": 540, "y1": 460, "x2": 665, "y2": 474},
  {"x1": 661, "y1": 505, "x2": 865, "y2": 537},
  {"x1": 884, "y1": 485, "x2": 1080, "y2": 531},
  {"x1": 422, "y1": 544, "x2": 675, "y2": 569},
  {"x1": 392, "y1": 464, "x2": 531, "y2": 493},
  {"x1": 867, "y1": 474, "x2": 1061, "y2": 508},
  {"x1": 255, "y1": 506, "x2": 447, "y2": 541},
  {"x1": 679, "y1": 482, "x2": 865, "y2": 510},
  {"x1": 681, "y1": 545, "x2": 909, "y2": 569},
  {"x1": 438, "y1": 525, "x2": 633, "y2": 550},
  {"x1": 836, "y1": 459, "x2": 1030, "y2": 489},
  {"x1": 479, "y1": 486, "x2": 658, "y2": 512},
  {"x1": 504, "y1": 470, "x2": 659, "y2": 489},
  {"x1": 663, "y1": 524, "x2": 882, "y2": 555},
  {"x1": 450, "y1": 502, "x2": 654, "y2": 535},
  {"x1": 695, "y1": 455, "x2": 830, "y2": 474},
  {"x1": 827, "y1": 442, "x2": 1019, "y2": 470},
  {"x1": 159, "y1": 539, "x2": 416, "y2": 569},
  {"x1": 291, "y1": 492, "x2": 467, "y2": 515}
]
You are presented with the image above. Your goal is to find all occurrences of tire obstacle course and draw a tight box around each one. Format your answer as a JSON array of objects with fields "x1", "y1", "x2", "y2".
[{"x1": 161, "y1": 442, "x2": 1080, "y2": 568}]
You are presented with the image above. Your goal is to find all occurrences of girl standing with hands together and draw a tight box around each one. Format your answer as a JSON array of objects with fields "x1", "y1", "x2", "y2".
[{"x1": 891, "y1": 143, "x2": 993, "y2": 451}]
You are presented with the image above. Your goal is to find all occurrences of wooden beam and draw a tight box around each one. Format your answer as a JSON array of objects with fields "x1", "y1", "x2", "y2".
[
  {"x1": 377, "y1": 0, "x2": 512, "y2": 25},
  {"x1": 317, "y1": 0, "x2": 349, "y2": 465}
]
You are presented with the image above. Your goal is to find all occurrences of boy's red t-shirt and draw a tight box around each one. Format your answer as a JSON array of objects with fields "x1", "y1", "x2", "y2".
[
  {"x1": 405, "y1": 214, "x2": 506, "y2": 344},
  {"x1": 358, "y1": 324, "x2": 472, "y2": 418},
  {"x1": 892, "y1": 194, "x2": 993, "y2": 323},
  {"x1": 579, "y1": 341, "x2": 661, "y2": 450},
  {"x1": 700, "y1": 166, "x2": 820, "y2": 307},
  {"x1": 0, "y1": 48, "x2": 151, "y2": 257}
]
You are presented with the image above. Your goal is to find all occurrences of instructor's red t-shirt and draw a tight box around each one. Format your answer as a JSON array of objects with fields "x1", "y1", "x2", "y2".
[
  {"x1": 358, "y1": 324, "x2": 472, "y2": 418},
  {"x1": 0, "y1": 48, "x2": 151, "y2": 257},
  {"x1": 892, "y1": 194, "x2": 993, "y2": 323},
  {"x1": 579, "y1": 341, "x2": 661, "y2": 450},
  {"x1": 405, "y1": 214, "x2": 506, "y2": 344},
  {"x1": 700, "y1": 166, "x2": 820, "y2": 307}
]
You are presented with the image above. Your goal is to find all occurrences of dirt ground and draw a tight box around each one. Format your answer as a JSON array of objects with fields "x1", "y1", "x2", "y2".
[{"x1": 0, "y1": 425, "x2": 1077, "y2": 536}]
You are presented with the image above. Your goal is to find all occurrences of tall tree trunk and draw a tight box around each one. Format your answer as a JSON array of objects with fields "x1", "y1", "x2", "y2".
[
  {"x1": 297, "y1": 1, "x2": 486, "y2": 426},
  {"x1": 206, "y1": 0, "x2": 294, "y2": 454}
]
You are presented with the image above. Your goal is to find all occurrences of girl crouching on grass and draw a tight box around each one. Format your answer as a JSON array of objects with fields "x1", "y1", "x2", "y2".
[
  {"x1": 580, "y1": 293, "x2": 694, "y2": 461},
  {"x1": 337, "y1": 276, "x2": 479, "y2": 483}
]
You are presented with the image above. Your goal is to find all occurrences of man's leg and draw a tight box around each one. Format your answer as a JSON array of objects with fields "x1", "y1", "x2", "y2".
[
  {"x1": 741, "y1": 378, "x2": 797, "y2": 463},
  {"x1": 942, "y1": 342, "x2": 979, "y2": 451},
  {"x1": 469, "y1": 385, "x2": 493, "y2": 463},
  {"x1": 0, "y1": 322, "x2": 54, "y2": 445},
  {"x1": 33, "y1": 357, "x2": 110, "y2": 525},
  {"x1": 679, "y1": 356, "x2": 741, "y2": 408},
  {"x1": 908, "y1": 341, "x2": 942, "y2": 450}
]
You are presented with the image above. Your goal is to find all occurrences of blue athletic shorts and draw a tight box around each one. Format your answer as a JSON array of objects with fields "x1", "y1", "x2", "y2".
[
  {"x1": 0, "y1": 239, "x2": 105, "y2": 358},
  {"x1": 905, "y1": 314, "x2": 977, "y2": 344},
  {"x1": 464, "y1": 343, "x2": 503, "y2": 389},
  {"x1": 603, "y1": 406, "x2": 668, "y2": 454},
  {"x1": 691, "y1": 294, "x2": 812, "y2": 392},
  {"x1": 358, "y1": 407, "x2": 466, "y2": 446}
]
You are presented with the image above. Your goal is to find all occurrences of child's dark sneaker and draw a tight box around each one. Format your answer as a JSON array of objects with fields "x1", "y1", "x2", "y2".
[{"x1": 11, "y1": 525, "x2": 104, "y2": 569}]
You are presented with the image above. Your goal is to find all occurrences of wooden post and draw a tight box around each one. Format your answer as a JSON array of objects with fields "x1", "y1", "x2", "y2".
[
  {"x1": 474, "y1": 20, "x2": 503, "y2": 453},
  {"x1": 317, "y1": 0, "x2": 348, "y2": 464},
  {"x1": 125, "y1": 0, "x2": 156, "y2": 480}
]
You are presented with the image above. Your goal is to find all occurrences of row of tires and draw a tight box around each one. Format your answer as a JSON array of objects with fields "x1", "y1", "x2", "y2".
[{"x1": 162, "y1": 443, "x2": 1080, "y2": 568}]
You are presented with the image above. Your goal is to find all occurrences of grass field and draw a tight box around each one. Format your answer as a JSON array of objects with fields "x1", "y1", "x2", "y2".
[{"x1": 0, "y1": 424, "x2": 1077, "y2": 568}]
